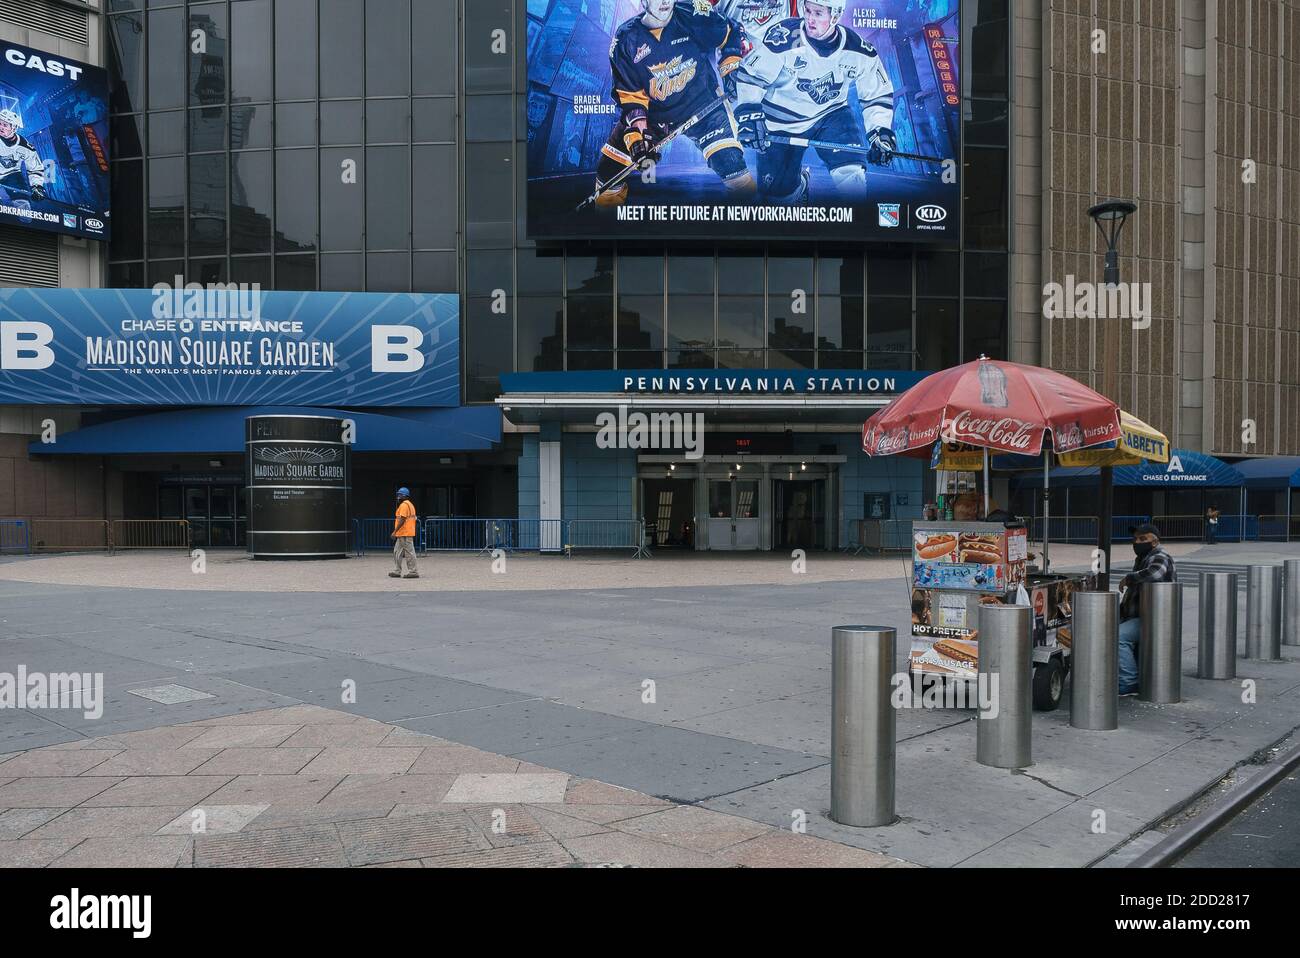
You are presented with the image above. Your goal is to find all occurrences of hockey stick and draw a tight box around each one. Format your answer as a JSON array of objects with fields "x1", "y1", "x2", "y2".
[
  {"x1": 767, "y1": 135, "x2": 946, "y2": 164},
  {"x1": 575, "y1": 95, "x2": 731, "y2": 213},
  {"x1": 0, "y1": 185, "x2": 97, "y2": 214}
]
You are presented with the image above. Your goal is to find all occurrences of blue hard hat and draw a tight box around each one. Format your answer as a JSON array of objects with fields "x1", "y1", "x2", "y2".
[{"x1": 397, "y1": 487, "x2": 411, "y2": 497}]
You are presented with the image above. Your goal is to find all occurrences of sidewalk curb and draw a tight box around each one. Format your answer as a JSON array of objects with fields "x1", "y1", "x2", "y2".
[{"x1": 1126, "y1": 739, "x2": 1300, "y2": 868}]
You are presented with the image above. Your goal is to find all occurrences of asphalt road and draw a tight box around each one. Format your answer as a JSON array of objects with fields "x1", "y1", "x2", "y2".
[
  {"x1": 2, "y1": 571, "x2": 1299, "y2": 868},
  {"x1": 1175, "y1": 771, "x2": 1300, "y2": 868}
]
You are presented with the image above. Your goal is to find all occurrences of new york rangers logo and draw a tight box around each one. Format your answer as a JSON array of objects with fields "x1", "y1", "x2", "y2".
[
  {"x1": 878, "y1": 203, "x2": 901, "y2": 228},
  {"x1": 795, "y1": 72, "x2": 843, "y2": 105}
]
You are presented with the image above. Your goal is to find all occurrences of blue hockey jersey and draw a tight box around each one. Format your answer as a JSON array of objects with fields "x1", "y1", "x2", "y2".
[{"x1": 609, "y1": 0, "x2": 746, "y2": 127}]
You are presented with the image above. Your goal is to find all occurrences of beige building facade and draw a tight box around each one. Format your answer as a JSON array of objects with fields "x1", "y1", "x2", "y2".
[{"x1": 1012, "y1": 0, "x2": 1300, "y2": 459}]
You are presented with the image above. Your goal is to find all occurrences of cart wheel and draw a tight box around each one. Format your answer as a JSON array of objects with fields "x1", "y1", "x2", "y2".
[{"x1": 1033, "y1": 657, "x2": 1065, "y2": 712}]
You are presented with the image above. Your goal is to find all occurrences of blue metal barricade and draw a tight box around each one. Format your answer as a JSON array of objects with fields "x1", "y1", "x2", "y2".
[
  {"x1": 353, "y1": 517, "x2": 428, "y2": 556},
  {"x1": 424, "y1": 518, "x2": 486, "y2": 552},
  {"x1": 0, "y1": 519, "x2": 29, "y2": 555},
  {"x1": 565, "y1": 519, "x2": 647, "y2": 557}
]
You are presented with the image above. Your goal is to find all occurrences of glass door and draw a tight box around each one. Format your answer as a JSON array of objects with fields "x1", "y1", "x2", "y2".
[
  {"x1": 774, "y1": 479, "x2": 826, "y2": 550},
  {"x1": 185, "y1": 486, "x2": 210, "y2": 548},
  {"x1": 236, "y1": 485, "x2": 248, "y2": 547},
  {"x1": 209, "y1": 485, "x2": 236, "y2": 548},
  {"x1": 733, "y1": 480, "x2": 759, "y2": 550},
  {"x1": 706, "y1": 478, "x2": 760, "y2": 551},
  {"x1": 707, "y1": 479, "x2": 734, "y2": 550}
]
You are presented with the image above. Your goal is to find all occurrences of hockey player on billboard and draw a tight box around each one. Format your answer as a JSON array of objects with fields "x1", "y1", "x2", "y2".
[
  {"x1": 732, "y1": 0, "x2": 896, "y2": 202},
  {"x1": 0, "y1": 43, "x2": 111, "y2": 240},
  {"x1": 592, "y1": 0, "x2": 756, "y2": 208},
  {"x1": 0, "y1": 106, "x2": 47, "y2": 203}
]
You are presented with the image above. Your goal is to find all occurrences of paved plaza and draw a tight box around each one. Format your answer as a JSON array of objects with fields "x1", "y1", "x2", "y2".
[
  {"x1": 0, "y1": 704, "x2": 899, "y2": 868},
  {"x1": 0, "y1": 544, "x2": 1297, "y2": 867}
]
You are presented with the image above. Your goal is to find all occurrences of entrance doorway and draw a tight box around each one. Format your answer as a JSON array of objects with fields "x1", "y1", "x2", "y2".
[
  {"x1": 641, "y1": 478, "x2": 695, "y2": 549},
  {"x1": 706, "y1": 477, "x2": 760, "y2": 550},
  {"x1": 160, "y1": 484, "x2": 246, "y2": 548},
  {"x1": 773, "y1": 479, "x2": 827, "y2": 550}
]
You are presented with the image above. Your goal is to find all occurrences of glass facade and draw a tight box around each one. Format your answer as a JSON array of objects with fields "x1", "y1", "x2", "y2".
[
  {"x1": 107, "y1": 0, "x2": 1010, "y2": 404},
  {"x1": 106, "y1": 0, "x2": 459, "y2": 296}
]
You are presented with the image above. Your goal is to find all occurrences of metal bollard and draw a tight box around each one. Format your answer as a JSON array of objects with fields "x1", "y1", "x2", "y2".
[
  {"x1": 1070, "y1": 591, "x2": 1119, "y2": 730},
  {"x1": 1198, "y1": 573, "x2": 1238, "y2": 680},
  {"x1": 1139, "y1": 582, "x2": 1182, "y2": 704},
  {"x1": 1245, "y1": 565, "x2": 1283, "y2": 661},
  {"x1": 830, "y1": 625, "x2": 896, "y2": 827},
  {"x1": 976, "y1": 604, "x2": 1032, "y2": 769},
  {"x1": 1284, "y1": 560, "x2": 1300, "y2": 648}
]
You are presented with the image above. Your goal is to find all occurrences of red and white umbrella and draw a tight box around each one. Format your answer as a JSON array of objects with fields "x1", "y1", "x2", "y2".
[{"x1": 862, "y1": 357, "x2": 1121, "y2": 459}]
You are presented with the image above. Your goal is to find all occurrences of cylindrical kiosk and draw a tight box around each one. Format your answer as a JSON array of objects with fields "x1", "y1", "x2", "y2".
[
  {"x1": 1139, "y1": 582, "x2": 1182, "y2": 703},
  {"x1": 1245, "y1": 565, "x2": 1282, "y2": 661},
  {"x1": 976, "y1": 604, "x2": 1032, "y2": 769},
  {"x1": 1198, "y1": 572, "x2": 1238, "y2": 680},
  {"x1": 830, "y1": 626, "x2": 896, "y2": 827},
  {"x1": 1070, "y1": 591, "x2": 1118, "y2": 730},
  {"x1": 1284, "y1": 560, "x2": 1300, "y2": 648},
  {"x1": 246, "y1": 415, "x2": 351, "y2": 559}
]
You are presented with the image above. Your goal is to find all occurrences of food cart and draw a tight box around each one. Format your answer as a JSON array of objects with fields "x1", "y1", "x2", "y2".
[
  {"x1": 862, "y1": 357, "x2": 1141, "y2": 711},
  {"x1": 908, "y1": 519, "x2": 1096, "y2": 710}
]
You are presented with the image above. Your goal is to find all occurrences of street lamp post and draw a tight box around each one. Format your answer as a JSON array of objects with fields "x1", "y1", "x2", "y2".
[{"x1": 1087, "y1": 200, "x2": 1138, "y2": 591}]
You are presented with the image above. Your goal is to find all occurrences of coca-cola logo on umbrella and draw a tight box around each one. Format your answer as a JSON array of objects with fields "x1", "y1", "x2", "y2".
[
  {"x1": 942, "y1": 410, "x2": 1039, "y2": 451},
  {"x1": 874, "y1": 428, "x2": 910, "y2": 455}
]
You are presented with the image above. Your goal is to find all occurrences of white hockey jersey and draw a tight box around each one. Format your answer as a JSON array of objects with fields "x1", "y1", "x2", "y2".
[
  {"x1": 0, "y1": 133, "x2": 44, "y2": 188},
  {"x1": 734, "y1": 19, "x2": 895, "y2": 136}
]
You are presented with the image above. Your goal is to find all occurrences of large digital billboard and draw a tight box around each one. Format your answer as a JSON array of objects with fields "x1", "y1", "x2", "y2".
[
  {"x1": 526, "y1": 0, "x2": 960, "y2": 241},
  {"x1": 0, "y1": 288, "x2": 459, "y2": 407},
  {"x1": 0, "y1": 41, "x2": 111, "y2": 241}
]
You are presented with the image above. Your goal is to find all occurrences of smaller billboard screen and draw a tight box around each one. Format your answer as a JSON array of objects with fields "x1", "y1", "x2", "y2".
[{"x1": 0, "y1": 41, "x2": 111, "y2": 241}]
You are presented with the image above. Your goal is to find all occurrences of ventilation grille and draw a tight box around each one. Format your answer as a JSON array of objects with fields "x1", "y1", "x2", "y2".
[
  {"x1": 0, "y1": 225, "x2": 60, "y2": 287},
  {"x1": 0, "y1": 0, "x2": 90, "y2": 45}
]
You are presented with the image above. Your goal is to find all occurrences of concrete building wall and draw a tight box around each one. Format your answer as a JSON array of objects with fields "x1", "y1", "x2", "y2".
[
  {"x1": 1208, "y1": 0, "x2": 1300, "y2": 457},
  {"x1": 1011, "y1": 0, "x2": 1300, "y2": 458},
  {"x1": 1, "y1": 3, "x2": 108, "y2": 520}
]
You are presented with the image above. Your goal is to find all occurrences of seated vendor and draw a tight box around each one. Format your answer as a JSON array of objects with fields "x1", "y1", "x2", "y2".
[{"x1": 985, "y1": 502, "x2": 1026, "y2": 526}]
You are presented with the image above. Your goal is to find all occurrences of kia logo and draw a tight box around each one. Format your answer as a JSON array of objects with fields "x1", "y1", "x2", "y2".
[
  {"x1": 916, "y1": 205, "x2": 947, "y2": 223},
  {"x1": 85, "y1": 219, "x2": 104, "y2": 230}
]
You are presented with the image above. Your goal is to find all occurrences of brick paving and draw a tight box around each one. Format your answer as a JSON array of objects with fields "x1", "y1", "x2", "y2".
[{"x1": 0, "y1": 704, "x2": 904, "y2": 868}]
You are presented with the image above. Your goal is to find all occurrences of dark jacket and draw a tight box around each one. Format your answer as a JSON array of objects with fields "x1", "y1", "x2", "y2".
[{"x1": 1120, "y1": 546, "x2": 1177, "y2": 621}]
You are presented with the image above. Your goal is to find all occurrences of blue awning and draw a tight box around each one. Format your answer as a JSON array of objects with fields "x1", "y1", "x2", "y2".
[
  {"x1": 1233, "y1": 456, "x2": 1300, "y2": 489},
  {"x1": 30, "y1": 405, "x2": 501, "y2": 455},
  {"x1": 1015, "y1": 449, "x2": 1245, "y2": 489}
]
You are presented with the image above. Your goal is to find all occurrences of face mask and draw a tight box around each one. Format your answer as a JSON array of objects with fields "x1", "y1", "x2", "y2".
[{"x1": 1133, "y1": 541, "x2": 1155, "y2": 558}]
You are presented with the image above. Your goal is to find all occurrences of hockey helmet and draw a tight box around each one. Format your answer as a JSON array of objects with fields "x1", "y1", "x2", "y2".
[
  {"x1": 799, "y1": 0, "x2": 847, "y2": 22},
  {"x1": 0, "y1": 108, "x2": 21, "y2": 130}
]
